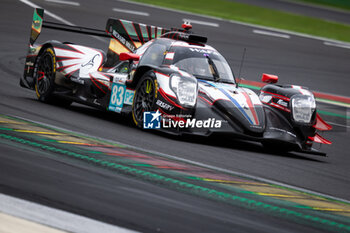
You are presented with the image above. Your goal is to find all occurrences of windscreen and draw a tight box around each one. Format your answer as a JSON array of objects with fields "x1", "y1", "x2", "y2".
[{"x1": 169, "y1": 46, "x2": 235, "y2": 83}]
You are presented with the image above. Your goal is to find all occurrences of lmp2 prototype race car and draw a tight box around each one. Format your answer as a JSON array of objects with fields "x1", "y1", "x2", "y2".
[{"x1": 21, "y1": 8, "x2": 332, "y2": 156}]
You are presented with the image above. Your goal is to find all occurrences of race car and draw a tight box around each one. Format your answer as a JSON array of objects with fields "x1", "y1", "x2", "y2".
[{"x1": 21, "y1": 8, "x2": 332, "y2": 156}]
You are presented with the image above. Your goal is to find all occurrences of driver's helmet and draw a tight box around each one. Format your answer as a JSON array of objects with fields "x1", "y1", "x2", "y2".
[
  {"x1": 194, "y1": 60, "x2": 209, "y2": 76},
  {"x1": 176, "y1": 58, "x2": 208, "y2": 76}
]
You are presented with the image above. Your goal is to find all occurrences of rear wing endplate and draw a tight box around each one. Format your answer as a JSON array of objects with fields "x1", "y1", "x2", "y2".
[
  {"x1": 104, "y1": 18, "x2": 172, "y2": 67},
  {"x1": 29, "y1": 8, "x2": 109, "y2": 46}
]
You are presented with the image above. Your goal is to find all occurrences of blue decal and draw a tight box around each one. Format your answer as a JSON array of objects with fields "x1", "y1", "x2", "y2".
[
  {"x1": 199, "y1": 80, "x2": 254, "y2": 124},
  {"x1": 108, "y1": 83, "x2": 126, "y2": 113},
  {"x1": 124, "y1": 89, "x2": 134, "y2": 105},
  {"x1": 143, "y1": 110, "x2": 161, "y2": 129}
]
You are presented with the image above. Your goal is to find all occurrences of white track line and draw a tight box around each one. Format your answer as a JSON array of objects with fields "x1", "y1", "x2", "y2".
[
  {"x1": 324, "y1": 41, "x2": 350, "y2": 49},
  {"x1": 327, "y1": 121, "x2": 350, "y2": 128},
  {"x1": 19, "y1": 0, "x2": 106, "y2": 43},
  {"x1": 118, "y1": 0, "x2": 350, "y2": 47},
  {"x1": 13, "y1": 115, "x2": 350, "y2": 204},
  {"x1": 20, "y1": 0, "x2": 74, "y2": 26},
  {"x1": 253, "y1": 29, "x2": 290, "y2": 39},
  {"x1": 113, "y1": 8, "x2": 149, "y2": 16},
  {"x1": 45, "y1": 0, "x2": 80, "y2": 6},
  {"x1": 182, "y1": 18, "x2": 219, "y2": 27},
  {"x1": 316, "y1": 98, "x2": 350, "y2": 108},
  {"x1": 0, "y1": 194, "x2": 137, "y2": 233}
]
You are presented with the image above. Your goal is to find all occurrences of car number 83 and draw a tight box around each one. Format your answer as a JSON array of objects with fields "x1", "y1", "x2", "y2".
[{"x1": 108, "y1": 83, "x2": 134, "y2": 113}]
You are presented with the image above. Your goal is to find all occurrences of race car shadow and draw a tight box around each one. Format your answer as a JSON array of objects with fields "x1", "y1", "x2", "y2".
[
  {"x1": 68, "y1": 104, "x2": 135, "y2": 127},
  {"x1": 158, "y1": 132, "x2": 326, "y2": 162},
  {"x1": 25, "y1": 98, "x2": 135, "y2": 128}
]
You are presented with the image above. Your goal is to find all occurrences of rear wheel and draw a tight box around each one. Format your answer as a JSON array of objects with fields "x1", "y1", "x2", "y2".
[
  {"x1": 35, "y1": 47, "x2": 56, "y2": 102},
  {"x1": 34, "y1": 47, "x2": 72, "y2": 106},
  {"x1": 132, "y1": 72, "x2": 157, "y2": 128}
]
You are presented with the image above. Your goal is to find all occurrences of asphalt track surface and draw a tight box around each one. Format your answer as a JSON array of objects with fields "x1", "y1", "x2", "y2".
[{"x1": 1, "y1": 0, "x2": 350, "y2": 232}]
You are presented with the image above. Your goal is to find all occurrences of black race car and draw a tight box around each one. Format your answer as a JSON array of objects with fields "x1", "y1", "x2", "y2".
[{"x1": 21, "y1": 8, "x2": 332, "y2": 156}]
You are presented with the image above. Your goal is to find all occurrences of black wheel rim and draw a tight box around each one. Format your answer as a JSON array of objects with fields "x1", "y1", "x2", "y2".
[
  {"x1": 133, "y1": 78, "x2": 155, "y2": 122},
  {"x1": 37, "y1": 53, "x2": 53, "y2": 95}
]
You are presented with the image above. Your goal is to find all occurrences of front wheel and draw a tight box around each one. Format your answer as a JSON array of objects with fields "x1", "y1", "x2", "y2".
[{"x1": 132, "y1": 72, "x2": 158, "y2": 128}]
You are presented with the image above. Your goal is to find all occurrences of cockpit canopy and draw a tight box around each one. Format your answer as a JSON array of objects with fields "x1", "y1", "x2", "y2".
[{"x1": 137, "y1": 38, "x2": 236, "y2": 83}]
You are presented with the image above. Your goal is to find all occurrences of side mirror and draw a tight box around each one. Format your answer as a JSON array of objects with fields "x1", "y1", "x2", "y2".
[
  {"x1": 262, "y1": 73, "x2": 278, "y2": 84},
  {"x1": 119, "y1": 52, "x2": 140, "y2": 61}
]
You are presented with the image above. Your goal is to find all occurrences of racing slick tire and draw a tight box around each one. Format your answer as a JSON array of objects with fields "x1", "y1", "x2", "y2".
[
  {"x1": 34, "y1": 47, "x2": 72, "y2": 106},
  {"x1": 132, "y1": 71, "x2": 158, "y2": 128}
]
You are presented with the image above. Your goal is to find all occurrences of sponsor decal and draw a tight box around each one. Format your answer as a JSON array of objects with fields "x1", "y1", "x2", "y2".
[
  {"x1": 156, "y1": 100, "x2": 174, "y2": 111},
  {"x1": 277, "y1": 99, "x2": 288, "y2": 107},
  {"x1": 269, "y1": 127, "x2": 296, "y2": 137},
  {"x1": 189, "y1": 48, "x2": 216, "y2": 55},
  {"x1": 124, "y1": 89, "x2": 134, "y2": 105},
  {"x1": 81, "y1": 54, "x2": 100, "y2": 68},
  {"x1": 110, "y1": 27, "x2": 135, "y2": 51},
  {"x1": 79, "y1": 52, "x2": 102, "y2": 77}
]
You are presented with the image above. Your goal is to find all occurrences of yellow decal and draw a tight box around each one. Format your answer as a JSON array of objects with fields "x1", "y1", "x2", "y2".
[
  {"x1": 154, "y1": 79, "x2": 158, "y2": 98},
  {"x1": 47, "y1": 48, "x2": 56, "y2": 72},
  {"x1": 35, "y1": 83, "x2": 41, "y2": 98},
  {"x1": 146, "y1": 80, "x2": 152, "y2": 94},
  {"x1": 134, "y1": 42, "x2": 142, "y2": 48},
  {"x1": 109, "y1": 38, "x2": 130, "y2": 54}
]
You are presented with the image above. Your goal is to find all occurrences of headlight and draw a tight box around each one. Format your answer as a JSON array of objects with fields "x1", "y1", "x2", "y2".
[
  {"x1": 291, "y1": 95, "x2": 316, "y2": 123},
  {"x1": 170, "y1": 74, "x2": 197, "y2": 107}
]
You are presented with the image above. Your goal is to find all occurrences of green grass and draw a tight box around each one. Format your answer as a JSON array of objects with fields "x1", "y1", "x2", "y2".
[
  {"x1": 131, "y1": 0, "x2": 350, "y2": 42},
  {"x1": 295, "y1": 0, "x2": 350, "y2": 11}
]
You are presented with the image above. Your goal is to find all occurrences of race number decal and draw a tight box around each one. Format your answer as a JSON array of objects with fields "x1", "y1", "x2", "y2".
[
  {"x1": 108, "y1": 83, "x2": 134, "y2": 113},
  {"x1": 124, "y1": 89, "x2": 134, "y2": 105}
]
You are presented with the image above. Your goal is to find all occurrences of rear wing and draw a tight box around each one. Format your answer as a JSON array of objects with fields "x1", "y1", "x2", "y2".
[
  {"x1": 22, "y1": 8, "x2": 187, "y2": 88},
  {"x1": 30, "y1": 8, "x2": 43, "y2": 45},
  {"x1": 104, "y1": 18, "x2": 172, "y2": 67},
  {"x1": 22, "y1": 8, "x2": 111, "y2": 88},
  {"x1": 26, "y1": 8, "x2": 175, "y2": 68},
  {"x1": 104, "y1": 19, "x2": 208, "y2": 67},
  {"x1": 29, "y1": 9, "x2": 109, "y2": 46}
]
